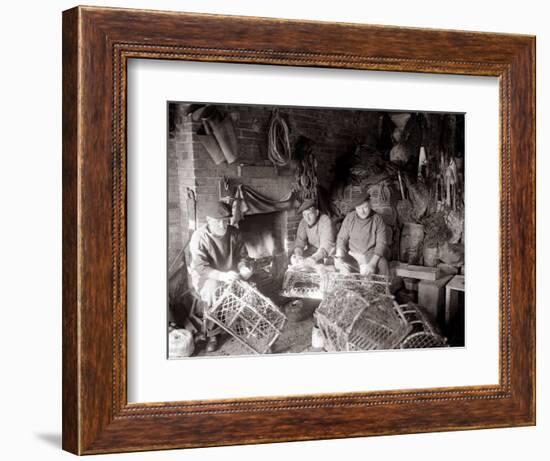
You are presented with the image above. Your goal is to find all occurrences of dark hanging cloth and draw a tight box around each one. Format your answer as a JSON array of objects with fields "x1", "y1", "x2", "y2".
[
  {"x1": 316, "y1": 185, "x2": 338, "y2": 218},
  {"x1": 231, "y1": 184, "x2": 297, "y2": 226}
]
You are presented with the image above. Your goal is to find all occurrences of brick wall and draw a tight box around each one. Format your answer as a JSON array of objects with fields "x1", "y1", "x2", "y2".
[{"x1": 168, "y1": 102, "x2": 382, "y2": 267}]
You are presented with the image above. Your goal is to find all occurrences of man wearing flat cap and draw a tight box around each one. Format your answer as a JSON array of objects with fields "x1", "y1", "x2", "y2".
[
  {"x1": 291, "y1": 199, "x2": 335, "y2": 266},
  {"x1": 334, "y1": 193, "x2": 390, "y2": 275},
  {"x1": 189, "y1": 201, "x2": 253, "y2": 351}
]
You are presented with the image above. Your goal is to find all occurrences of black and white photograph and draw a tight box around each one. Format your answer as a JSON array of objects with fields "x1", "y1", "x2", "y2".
[
  {"x1": 3, "y1": 0, "x2": 544, "y2": 459},
  {"x1": 167, "y1": 102, "x2": 465, "y2": 358}
]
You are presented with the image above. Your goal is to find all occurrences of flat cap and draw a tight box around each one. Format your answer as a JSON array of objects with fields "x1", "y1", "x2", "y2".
[
  {"x1": 296, "y1": 198, "x2": 317, "y2": 214},
  {"x1": 205, "y1": 201, "x2": 232, "y2": 219},
  {"x1": 351, "y1": 192, "x2": 371, "y2": 208}
]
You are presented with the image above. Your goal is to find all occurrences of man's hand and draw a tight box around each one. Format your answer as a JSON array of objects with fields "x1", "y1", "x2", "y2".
[
  {"x1": 238, "y1": 261, "x2": 253, "y2": 280},
  {"x1": 290, "y1": 254, "x2": 304, "y2": 266},
  {"x1": 303, "y1": 257, "x2": 317, "y2": 267},
  {"x1": 334, "y1": 257, "x2": 344, "y2": 272},
  {"x1": 220, "y1": 271, "x2": 240, "y2": 283},
  {"x1": 359, "y1": 263, "x2": 376, "y2": 276}
]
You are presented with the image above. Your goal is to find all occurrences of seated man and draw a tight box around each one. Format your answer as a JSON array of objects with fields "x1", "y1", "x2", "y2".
[
  {"x1": 291, "y1": 199, "x2": 335, "y2": 266},
  {"x1": 189, "y1": 201, "x2": 253, "y2": 351},
  {"x1": 334, "y1": 193, "x2": 390, "y2": 276}
]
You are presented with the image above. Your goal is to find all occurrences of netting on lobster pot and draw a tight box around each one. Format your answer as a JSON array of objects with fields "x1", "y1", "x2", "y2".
[
  {"x1": 324, "y1": 273, "x2": 390, "y2": 298},
  {"x1": 315, "y1": 288, "x2": 410, "y2": 352},
  {"x1": 280, "y1": 267, "x2": 326, "y2": 300},
  {"x1": 207, "y1": 280, "x2": 286, "y2": 354},
  {"x1": 398, "y1": 303, "x2": 448, "y2": 349}
]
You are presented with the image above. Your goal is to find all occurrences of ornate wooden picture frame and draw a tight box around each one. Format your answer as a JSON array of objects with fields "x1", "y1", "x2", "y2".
[{"x1": 62, "y1": 6, "x2": 535, "y2": 455}]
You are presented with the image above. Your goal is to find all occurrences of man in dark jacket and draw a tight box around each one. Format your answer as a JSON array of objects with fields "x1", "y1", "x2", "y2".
[
  {"x1": 189, "y1": 201, "x2": 253, "y2": 351},
  {"x1": 334, "y1": 193, "x2": 390, "y2": 275}
]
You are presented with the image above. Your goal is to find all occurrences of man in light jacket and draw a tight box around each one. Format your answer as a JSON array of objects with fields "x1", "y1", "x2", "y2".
[
  {"x1": 334, "y1": 193, "x2": 390, "y2": 275},
  {"x1": 291, "y1": 199, "x2": 335, "y2": 266}
]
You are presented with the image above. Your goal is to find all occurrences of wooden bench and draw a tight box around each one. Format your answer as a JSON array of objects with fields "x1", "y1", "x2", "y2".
[{"x1": 393, "y1": 262, "x2": 441, "y2": 281}]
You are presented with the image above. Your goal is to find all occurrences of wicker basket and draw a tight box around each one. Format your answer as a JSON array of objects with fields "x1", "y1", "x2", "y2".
[
  {"x1": 324, "y1": 272, "x2": 391, "y2": 296},
  {"x1": 280, "y1": 267, "x2": 326, "y2": 300},
  {"x1": 281, "y1": 269, "x2": 391, "y2": 301},
  {"x1": 316, "y1": 288, "x2": 410, "y2": 352},
  {"x1": 398, "y1": 303, "x2": 447, "y2": 349},
  {"x1": 206, "y1": 280, "x2": 286, "y2": 354}
]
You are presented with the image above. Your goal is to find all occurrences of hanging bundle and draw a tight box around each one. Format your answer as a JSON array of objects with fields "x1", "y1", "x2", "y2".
[
  {"x1": 267, "y1": 108, "x2": 291, "y2": 167},
  {"x1": 293, "y1": 136, "x2": 318, "y2": 201}
]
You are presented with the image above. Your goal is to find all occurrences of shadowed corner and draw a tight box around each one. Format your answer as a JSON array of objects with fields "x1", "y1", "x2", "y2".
[{"x1": 36, "y1": 433, "x2": 62, "y2": 448}]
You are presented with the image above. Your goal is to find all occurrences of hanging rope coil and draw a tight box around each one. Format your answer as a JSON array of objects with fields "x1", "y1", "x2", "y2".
[{"x1": 267, "y1": 109, "x2": 291, "y2": 167}]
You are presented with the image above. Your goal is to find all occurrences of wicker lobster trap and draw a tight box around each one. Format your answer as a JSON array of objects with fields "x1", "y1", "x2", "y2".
[
  {"x1": 316, "y1": 288, "x2": 410, "y2": 352},
  {"x1": 398, "y1": 303, "x2": 447, "y2": 349},
  {"x1": 281, "y1": 268, "x2": 391, "y2": 301},
  {"x1": 324, "y1": 272, "x2": 390, "y2": 297},
  {"x1": 206, "y1": 280, "x2": 286, "y2": 354},
  {"x1": 279, "y1": 267, "x2": 326, "y2": 300}
]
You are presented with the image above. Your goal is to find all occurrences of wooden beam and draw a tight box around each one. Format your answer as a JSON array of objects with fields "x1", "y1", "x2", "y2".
[{"x1": 394, "y1": 263, "x2": 441, "y2": 281}]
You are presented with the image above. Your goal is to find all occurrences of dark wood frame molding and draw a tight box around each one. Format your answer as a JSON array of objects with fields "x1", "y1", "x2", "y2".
[{"x1": 62, "y1": 5, "x2": 535, "y2": 455}]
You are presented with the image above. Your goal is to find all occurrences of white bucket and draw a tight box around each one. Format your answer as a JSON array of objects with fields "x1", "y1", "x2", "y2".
[{"x1": 169, "y1": 328, "x2": 195, "y2": 358}]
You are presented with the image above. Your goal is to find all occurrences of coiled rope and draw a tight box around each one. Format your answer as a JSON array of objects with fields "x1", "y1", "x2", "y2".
[{"x1": 267, "y1": 109, "x2": 291, "y2": 167}]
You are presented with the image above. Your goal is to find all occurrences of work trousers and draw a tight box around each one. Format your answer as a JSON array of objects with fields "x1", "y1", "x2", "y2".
[{"x1": 337, "y1": 251, "x2": 390, "y2": 275}]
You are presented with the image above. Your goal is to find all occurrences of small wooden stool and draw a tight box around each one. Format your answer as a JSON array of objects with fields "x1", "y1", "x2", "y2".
[{"x1": 445, "y1": 275, "x2": 465, "y2": 327}]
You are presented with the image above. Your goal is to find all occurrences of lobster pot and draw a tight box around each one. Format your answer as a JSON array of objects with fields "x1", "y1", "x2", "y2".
[
  {"x1": 315, "y1": 288, "x2": 410, "y2": 352},
  {"x1": 398, "y1": 303, "x2": 447, "y2": 349},
  {"x1": 207, "y1": 280, "x2": 286, "y2": 354},
  {"x1": 280, "y1": 267, "x2": 326, "y2": 300},
  {"x1": 325, "y1": 273, "x2": 390, "y2": 297}
]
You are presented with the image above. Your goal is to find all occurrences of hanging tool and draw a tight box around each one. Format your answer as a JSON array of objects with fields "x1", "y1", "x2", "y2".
[
  {"x1": 186, "y1": 188, "x2": 197, "y2": 231},
  {"x1": 397, "y1": 170, "x2": 405, "y2": 200}
]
